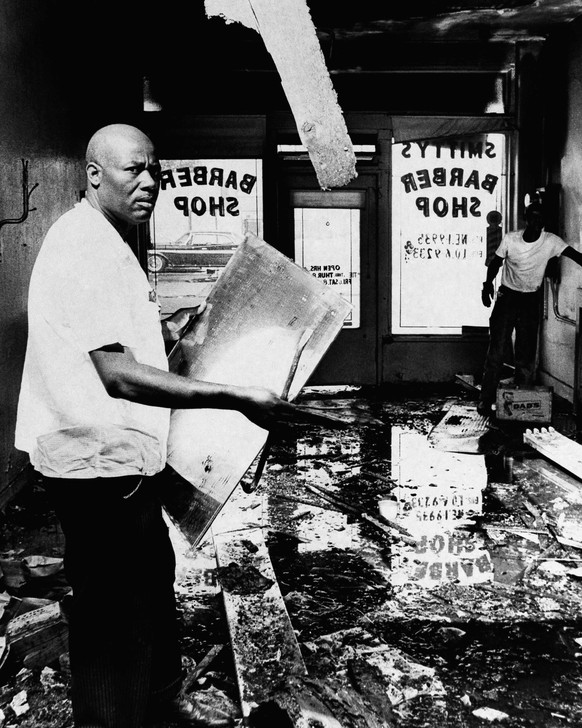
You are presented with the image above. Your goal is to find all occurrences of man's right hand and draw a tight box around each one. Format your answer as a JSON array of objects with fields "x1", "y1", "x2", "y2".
[
  {"x1": 237, "y1": 386, "x2": 298, "y2": 429},
  {"x1": 481, "y1": 281, "x2": 494, "y2": 307},
  {"x1": 237, "y1": 386, "x2": 351, "y2": 431}
]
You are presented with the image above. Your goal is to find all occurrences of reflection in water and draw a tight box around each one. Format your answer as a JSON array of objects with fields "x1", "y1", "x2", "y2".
[
  {"x1": 276, "y1": 420, "x2": 496, "y2": 587},
  {"x1": 256, "y1": 394, "x2": 582, "y2": 726},
  {"x1": 391, "y1": 530, "x2": 494, "y2": 587},
  {"x1": 292, "y1": 436, "x2": 362, "y2": 553},
  {"x1": 389, "y1": 425, "x2": 493, "y2": 587},
  {"x1": 390, "y1": 426, "x2": 486, "y2": 533},
  {"x1": 297, "y1": 434, "x2": 361, "y2": 461}
]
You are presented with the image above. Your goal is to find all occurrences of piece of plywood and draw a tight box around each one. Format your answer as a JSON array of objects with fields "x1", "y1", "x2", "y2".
[
  {"x1": 524, "y1": 427, "x2": 582, "y2": 482},
  {"x1": 213, "y1": 528, "x2": 307, "y2": 718},
  {"x1": 512, "y1": 458, "x2": 582, "y2": 548},
  {"x1": 161, "y1": 233, "x2": 352, "y2": 547},
  {"x1": 205, "y1": 0, "x2": 357, "y2": 190},
  {"x1": 213, "y1": 528, "x2": 343, "y2": 726}
]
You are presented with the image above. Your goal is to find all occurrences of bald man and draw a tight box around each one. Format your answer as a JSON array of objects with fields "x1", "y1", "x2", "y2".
[{"x1": 15, "y1": 124, "x2": 295, "y2": 727}]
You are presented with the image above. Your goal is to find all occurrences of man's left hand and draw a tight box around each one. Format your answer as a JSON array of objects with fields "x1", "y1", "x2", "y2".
[{"x1": 163, "y1": 302, "x2": 207, "y2": 340}]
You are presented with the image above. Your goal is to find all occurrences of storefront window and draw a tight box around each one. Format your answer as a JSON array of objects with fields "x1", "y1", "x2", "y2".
[
  {"x1": 149, "y1": 159, "x2": 263, "y2": 314},
  {"x1": 391, "y1": 134, "x2": 506, "y2": 334}
]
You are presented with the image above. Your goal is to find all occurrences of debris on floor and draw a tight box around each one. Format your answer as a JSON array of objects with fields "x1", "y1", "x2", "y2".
[
  {"x1": 1, "y1": 384, "x2": 582, "y2": 726},
  {"x1": 6, "y1": 601, "x2": 68, "y2": 670}
]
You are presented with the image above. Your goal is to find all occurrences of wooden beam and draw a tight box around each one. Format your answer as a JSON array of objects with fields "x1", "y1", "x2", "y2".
[
  {"x1": 213, "y1": 528, "x2": 306, "y2": 719},
  {"x1": 214, "y1": 527, "x2": 345, "y2": 725},
  {"x1": 205, "y1": 0, "x2": 357, "y2": 189},
  {"x1": 524, "y1": 427, "x2": 582, "y2": 482}
]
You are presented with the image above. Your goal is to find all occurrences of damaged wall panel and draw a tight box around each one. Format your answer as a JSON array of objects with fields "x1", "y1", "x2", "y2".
[{"x1": 205, "y1": 0, "x2": 357, "y2": 190}]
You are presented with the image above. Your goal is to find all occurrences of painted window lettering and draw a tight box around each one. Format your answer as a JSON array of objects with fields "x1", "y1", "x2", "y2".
[
  {"x1": 160, "y1": 166, "x2": 257, "y2": 194},
  {"x1": 173, "y1": 196, "x2": 240, "y2": 217},
  {"x1": 159, "y1": 165, "x2": 258, "y2": 221},
  {"x1": 400, "y1": 168, "x2": 499, "y2": 193},
  {"x1": 400, "y1": 140, "x2": 497, "y2": 159},
  {"x1": 392, "y1": 133, "x2": 505, "y2": 332},
  {"x1": 399, "y1": 167, "x2": 499, "y2": 218}
]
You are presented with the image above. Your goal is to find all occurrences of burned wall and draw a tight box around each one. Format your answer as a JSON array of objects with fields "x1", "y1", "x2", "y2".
[
  {"x1": 538, "y1": 17, "x2": 582, "y2": 400},
  {"x1": 0, "y1": 0, "x2": 141, "y2": 501}
]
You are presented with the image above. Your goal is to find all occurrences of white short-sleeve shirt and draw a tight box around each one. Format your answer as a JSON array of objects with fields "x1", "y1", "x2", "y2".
[
  {"x1": 15, "y1": 200, "x2": 171, "y2": 478},
  {"x1": 496, "y1": 229, "x2": 568, "y2": 293}
]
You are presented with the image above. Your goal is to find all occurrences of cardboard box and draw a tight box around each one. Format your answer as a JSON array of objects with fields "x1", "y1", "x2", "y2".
[{"x1": 495, "y1": 384, "x2": 552, "y2": 423}]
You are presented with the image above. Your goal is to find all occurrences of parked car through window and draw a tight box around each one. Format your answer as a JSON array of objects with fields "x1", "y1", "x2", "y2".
[{"x1": 148, "y1": 231, "x2": 239, "y2": 274}]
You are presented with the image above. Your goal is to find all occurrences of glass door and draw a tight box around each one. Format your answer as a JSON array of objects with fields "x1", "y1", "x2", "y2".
[{"x1": 278, "y1": 173, "x2": 379, "y2": 386}]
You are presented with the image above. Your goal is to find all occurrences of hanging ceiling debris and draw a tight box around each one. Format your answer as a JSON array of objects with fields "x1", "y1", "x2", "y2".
[{"x1": 205, "y1": 0, "x2": 357, "y2": 190}]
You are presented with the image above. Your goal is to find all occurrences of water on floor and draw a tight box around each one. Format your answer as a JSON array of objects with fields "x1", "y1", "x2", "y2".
[{"x1": 206, "y1": 385, "x2": 582, "y2": 727}]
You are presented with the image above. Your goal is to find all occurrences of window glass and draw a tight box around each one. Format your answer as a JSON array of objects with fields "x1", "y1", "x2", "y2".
[
  {"x1": 150, "y1": 159, "x2": 263, "y2": 314},
  {"x1": 293, "y1": 191, "x2": 363, "y2": 329},
  {"x1": 391, "y1": 134, "x2": 506, "y2": 334}
]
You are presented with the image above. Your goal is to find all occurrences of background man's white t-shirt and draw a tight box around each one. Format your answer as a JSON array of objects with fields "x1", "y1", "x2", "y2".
[{"x1": 496, "y1": 229, "x2": 567, "y2": 293}]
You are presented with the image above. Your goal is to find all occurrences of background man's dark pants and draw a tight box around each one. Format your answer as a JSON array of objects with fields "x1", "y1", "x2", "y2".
[
  {"x1": 43, "y1": 474, "x2": 183, "y2": 728},
  {"x1": 479, "y1": 285, "x2": 542, "y2": 408}
]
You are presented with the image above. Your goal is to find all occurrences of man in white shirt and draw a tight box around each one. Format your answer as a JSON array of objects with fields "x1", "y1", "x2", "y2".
[
  {"x1": 478, "y1": 200, "x2": 582, "y2": 416},
  {"x1": 16, "y1": 124, "x2": 300, "y2": 727}
]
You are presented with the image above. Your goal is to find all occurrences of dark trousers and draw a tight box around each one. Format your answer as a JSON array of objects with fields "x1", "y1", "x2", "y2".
[
  {"x1": 43, "y1": 474, "x2": 183, "y2": 728},
  {"x1": 479, "y1": 285, "x2": 542, "y2": 407}
]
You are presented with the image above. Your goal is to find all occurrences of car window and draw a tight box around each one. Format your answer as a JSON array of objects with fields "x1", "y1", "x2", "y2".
[
  {"x1": 192, "y1": 234, "x2": 217, "y2": 247},
  {"x1": 173, "y1": 233, "x2": 192, "y2": 247},
  {"x1": 161, "y1": 232, "x2": 238, "y2": 249}
]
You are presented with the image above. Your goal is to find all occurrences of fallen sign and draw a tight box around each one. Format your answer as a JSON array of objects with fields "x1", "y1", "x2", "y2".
[{"x1": 160, "y1": 232, "x2": 352, "y2": 547}]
